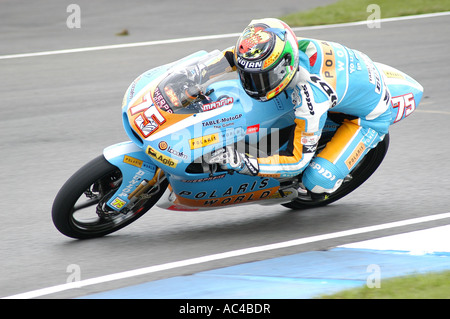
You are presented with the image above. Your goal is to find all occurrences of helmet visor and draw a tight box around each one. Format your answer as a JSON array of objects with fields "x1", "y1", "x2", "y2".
[{"x1": 238, "y1": 55, "x2": 290, "y2": 99}]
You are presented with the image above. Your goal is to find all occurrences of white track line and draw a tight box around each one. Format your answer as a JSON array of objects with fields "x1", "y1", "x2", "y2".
[
  {"x1": 0, "y1": 11, "x2": 449, "y2": 60},
  {"x1": 0, "y1": 33, "x2": 241, "y2": 60},
  {"x1": 3, "y1": 212, "x2": 450, "y2": 299}
]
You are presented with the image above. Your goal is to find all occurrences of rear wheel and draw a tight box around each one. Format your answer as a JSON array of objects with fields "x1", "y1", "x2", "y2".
[
  {"x1": 283, "y1": 134, "x2": 390, "y2": 209},
  {"x1": 52, "y1": 155, "x2": 167, "y2": 239}
]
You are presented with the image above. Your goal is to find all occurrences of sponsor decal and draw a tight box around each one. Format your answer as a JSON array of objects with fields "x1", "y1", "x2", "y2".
[
  {"x1": 383, "y1": 69, "x2": 405, "y2": 79},
  {"x1": 361, "y1": 53, "x2": 381, "y2": 94},
  {"x1": 301, "y1": 132, "x2": 320, "y2": 153},
  {"x1": 158, "y1": 141, "x2": 168, "y2": 150},
  {"x1": 303, "y1": 144, "x2": 317, "y2": 153},
  {"x1": 153, "y1": 87, "x2": 173, "y2": 113},
  {"x1": 361, "y1": 128, "x2": 378, "y2": 147},
  {"x1": 310, "y1": 75, "x2": 338, "y2": 107},
  {"x1": 202, "y1": 114, "x2": 243, "y2": 127},
  {"x1": 345, "y1": 142, "x2": 366, "y2": 170},
  {"x1": 246, "y1": 124, "x2": 260, "y2": 134},
  {"x1": 262, "y1": 36, "x2": 284, "y2": 69},
  {"x1": 320, "y1": 41, "x2": 337, "y2": 90},
  {"x1": 178, "y1": 179, "x2": 269, "y2": 197},
  {"x1": 348, "y1": 52, "x2": 362, "y2": 74},
  {"x1": 301, "y1": 132, "x2": 320, "y2": 145},
  {"x1": 123, "y1": 155, "x2": 155, "y2": 172},
  {"x1": 146, "y1": 146, "x2": 178, "y2": 168},
  {"x1": 301, "y1": 84, "x2": 314, "y2": 115},
  {"x1": 123, "y1": 155, "x2": 143, "y2": 168},
  {"x1": 110, "y1": 197, "x2": 127, "y2": 210},
  {"x1": 117, "y1": 169, "x2": 146, "y2": 198},
  {"x1": 202, "y1": 97, "x2": 234, "y2": 112},
  {"x1": 236, "y1": 56, "x2": 263, "y2": 69},
  {"x1": 309, "y1": 161, "x2": 337, "y2": 181},
  {"x1": 175, "y1": 179, "x2": 279, "y2": 207},
  {"x1": 167, "y1": 146, "x2": 188, "y2": 160},
  {"x1": 181, "y1": 174, "x2": 226, "y2": 183},
  {"x1": 158, "y1": 140, "x2": 188, "y2": 160},
  {"x1": 175, "y1": 188, "x2": 278, "y2": 207},
  {"x1": 222, "y1": 127, "x2": 245, "y2": 141},
  {"x1": 189, "y1": 133, "x2": 220, "y2": 150}
]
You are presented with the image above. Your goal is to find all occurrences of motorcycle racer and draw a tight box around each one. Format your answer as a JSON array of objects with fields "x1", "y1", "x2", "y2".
[
  {"x1": 53, "y1": 16, "x2": 424, "y2": 239},
  {"x1": 204, "y1": 18, "x2": 393, "y2": 195}
]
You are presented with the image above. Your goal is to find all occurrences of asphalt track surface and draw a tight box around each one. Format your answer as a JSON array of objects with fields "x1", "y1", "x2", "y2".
[{"x1": 1, "y1": 1, "x2": 450, "y2": 299}]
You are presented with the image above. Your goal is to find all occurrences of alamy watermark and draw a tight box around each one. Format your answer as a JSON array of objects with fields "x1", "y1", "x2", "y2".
[
  {"x1": 66, "y1": 4, "x2": 81, "y2": 29},
  {"x1": 366, "y1": 264, "x2": 381, "y2": 288},
  {"x1": 66, "y1": 264, "x2": 81, "y2": 285},
  {"x1": 367, "y1": 4, "x2": 381, "y2": 28}
]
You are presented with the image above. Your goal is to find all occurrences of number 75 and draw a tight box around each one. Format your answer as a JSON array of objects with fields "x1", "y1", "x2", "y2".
[{"x1": 392, "y1": 93, "x2": 416, "y2": 123}]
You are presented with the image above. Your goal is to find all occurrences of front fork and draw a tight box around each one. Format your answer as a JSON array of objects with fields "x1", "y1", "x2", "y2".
[{"x1": 103, "y1": 141, "x2": 164, "y2": 212}]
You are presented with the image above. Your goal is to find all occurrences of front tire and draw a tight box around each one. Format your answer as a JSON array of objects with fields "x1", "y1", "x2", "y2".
[
  {"x1": 283, "y1": 134, "x2": 390, "y2": 209},
  {"x1": 52, "y1": 155, "x2": 167, "y2": 239}
]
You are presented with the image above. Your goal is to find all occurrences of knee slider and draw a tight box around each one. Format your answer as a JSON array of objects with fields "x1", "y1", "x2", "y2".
[{"x1": 303, "y1": 157, "x2": 344, "y2": 194}]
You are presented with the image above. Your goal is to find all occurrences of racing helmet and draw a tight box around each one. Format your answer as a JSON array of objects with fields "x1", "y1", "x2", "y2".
[{"x1": 234, "y1": 18, "x2": 299, "y2": 101}]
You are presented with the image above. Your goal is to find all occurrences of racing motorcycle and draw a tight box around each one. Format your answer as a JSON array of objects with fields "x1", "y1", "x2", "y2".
[{"x1": 52, "y1": 50, "x2": 423, "y2": 239}]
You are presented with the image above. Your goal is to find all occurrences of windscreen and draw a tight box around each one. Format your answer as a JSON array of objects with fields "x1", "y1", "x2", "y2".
[{"x1": 152, "y1": 50, "x2": 234, "y2": 114}]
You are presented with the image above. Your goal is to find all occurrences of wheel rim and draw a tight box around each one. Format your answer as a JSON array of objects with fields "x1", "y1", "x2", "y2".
[
  {"x1": 66, "y1": 169, "x2": 153, "y2": 236},
  {"x1": 67, "y1": 169, "x2": 131, "y2": 235}
]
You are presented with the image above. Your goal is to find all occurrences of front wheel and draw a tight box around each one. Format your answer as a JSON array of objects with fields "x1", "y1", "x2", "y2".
[
  {"x1": 283, "y1": 134, "x2": 390, "y2": 209},
  {"x1": 52, "y1": 155, "x2": 167, "y2": 239}
]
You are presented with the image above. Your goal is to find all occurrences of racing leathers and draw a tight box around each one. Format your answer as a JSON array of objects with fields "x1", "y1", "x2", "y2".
[{"x1": 210, "y1": 38, "x2": 393, "y2": 194}]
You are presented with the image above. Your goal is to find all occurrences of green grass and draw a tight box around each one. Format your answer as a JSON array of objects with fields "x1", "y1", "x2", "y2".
[
  {"x1": 281, "y1": 0, "x2": 450, "y2": 26},
  {"x1": 320, "y1": 270, "x2": 450, "y2": 299}
]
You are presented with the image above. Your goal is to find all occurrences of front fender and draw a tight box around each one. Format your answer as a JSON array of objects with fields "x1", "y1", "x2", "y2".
[{"x1": 103, "y1": 141, "x2": 159, "y2": 211}]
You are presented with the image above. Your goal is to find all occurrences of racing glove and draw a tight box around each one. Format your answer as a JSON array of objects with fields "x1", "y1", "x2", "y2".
[{"x1": 206, "y1": 146, "x2": 259, "y2": 176}]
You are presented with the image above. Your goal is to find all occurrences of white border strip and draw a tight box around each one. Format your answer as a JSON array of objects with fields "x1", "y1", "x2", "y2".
[
  {"x1": 1, "y1": 11, "x2": 449, "y2": 60},
  {"x1": 4, "y1": 212, "x2": 450, "y2": 299}
]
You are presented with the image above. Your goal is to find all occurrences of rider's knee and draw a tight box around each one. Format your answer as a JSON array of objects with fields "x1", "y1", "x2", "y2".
[{"x1": 302, "y1": 157, "x2": 344, "y2": 194}]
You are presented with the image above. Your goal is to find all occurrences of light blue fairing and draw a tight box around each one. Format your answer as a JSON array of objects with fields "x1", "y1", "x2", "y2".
[
  {"x1": 374, "y1": 62, "x2": 424, "y2": 124},
  {"x1": 103, "y1": 142, "x2": 158, "y2": 211}
]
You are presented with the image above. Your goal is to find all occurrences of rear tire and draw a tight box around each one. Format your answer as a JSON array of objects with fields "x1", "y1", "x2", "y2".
[
  {"x1": 283, "y1": 134, "x2": 390, "y2": 209},
  {"x1": 52, "y1": 155, "x2": 167, "y2": 239}
]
